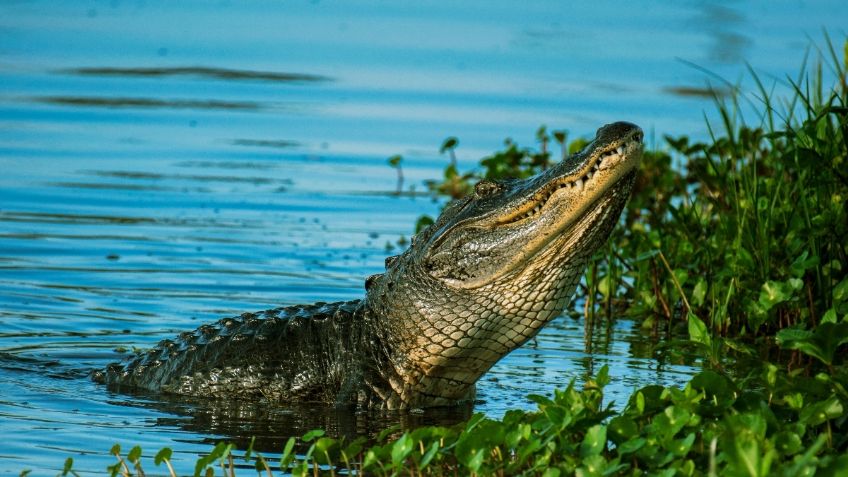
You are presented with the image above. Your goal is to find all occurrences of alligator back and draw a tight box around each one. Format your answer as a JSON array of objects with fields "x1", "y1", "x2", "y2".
[{"x1": 94, "y1": 300, "x2": 365, "y2": 403}]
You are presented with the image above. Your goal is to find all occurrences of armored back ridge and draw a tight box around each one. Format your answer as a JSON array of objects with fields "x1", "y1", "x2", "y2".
[{"x1": 95, "y1": 122, "x2": 643, "y2": 410}]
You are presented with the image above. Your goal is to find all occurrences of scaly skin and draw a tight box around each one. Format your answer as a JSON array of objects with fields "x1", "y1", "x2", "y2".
[{"x1": 95, "y1": 121, "x2": 643, "y2": 410}]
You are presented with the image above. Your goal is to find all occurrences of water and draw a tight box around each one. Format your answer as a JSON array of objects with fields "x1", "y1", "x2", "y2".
[{"x1": 1, "y1": 1, "x2": 846, "y2": 474}]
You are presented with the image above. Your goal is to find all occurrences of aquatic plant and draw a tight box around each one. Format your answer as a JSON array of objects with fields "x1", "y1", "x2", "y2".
[
  {"x1": 53, "y1": 358, "x2": 848, "y2": 476},
  {"x1": 416, "y1": 36, "x2": 848, "y2": 350}
]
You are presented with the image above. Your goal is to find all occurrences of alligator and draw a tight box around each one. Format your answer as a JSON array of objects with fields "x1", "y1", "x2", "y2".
[{"x1": 94, "y1": 121, "x2": 643, "y2": 410}]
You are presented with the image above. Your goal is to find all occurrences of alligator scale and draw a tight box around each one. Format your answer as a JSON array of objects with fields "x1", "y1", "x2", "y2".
[{"x1": 95, "y1": 122, "x2": 643, "y2": 410}]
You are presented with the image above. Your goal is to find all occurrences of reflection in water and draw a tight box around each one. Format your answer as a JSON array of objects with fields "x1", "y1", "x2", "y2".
[
  {"x1": 689, "y1": 2, "x2": 752, "y2": 64},
  {"x1": 60, "y1": 66, "x2": 332, "y2": 84},
  {"x1": 232, "y1": 139, "x2": 302, "y2": 149},
  {"x1": 117, "y1": 391, "x2": 472, "y2": 453},
  {"x1": 33, "y1": 96, "x2": 264, "y2": 110},
  {"x1": 663, "y1": 85, "x2": 732, "y2": 98}
]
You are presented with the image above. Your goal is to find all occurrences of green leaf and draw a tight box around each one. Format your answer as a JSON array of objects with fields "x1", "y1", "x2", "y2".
[
  {"x1": 758, "y1": 280, "x2": 800, "y2": 311},
  {"x1": 388, "y1": 154, "x2": 402, "y2": 167},
  {"x1": 280, "y1": 437, "x2": 296, "y2": 469},
  {"x1": 302, "y1": 429, "x2": 325, "y2": 442},
  {"x1": 580, "y1": 424, "x2": 607, "y2": 457},
  {"x1": 616, "y1": 437, "x2": 646, "y2": 454},
  {"x1": 391, "y1": 434, "x2": 414, "y2": 468},
  {"x1": 691, "y1": 278, "x2": 707, "y2": 307},
  {"x1": 687, "y1": 313, "x2": 711, "y2": 348},
  {"x1": 419, "y1": 441, "x2": 440, "y2": 469},
  {"x1": 834, "y1": 277, "x2": 848, "y2": 303},
  {"x1": 799, "y1": 396, "x2": 843, "y2": 426},
  {"x1": 777, "y1": 322, "x2": 848, "y2": 365},
  {"x1": 774, "y1": 431, "x2": 802, "y2": 455},
  {"x1": 595, "y1": 364, "x2": 611, "y2": 388},
  {"x1": 542, "y1": 468, "x2": 561, "y2": 477},
  {"x1": 154, "y1": 448, "x2": 173, "y2": 466},
  {"x1": 313, "y1": 437, "x2": 338, "y2": 465},
  {"x1": 607, "y1": 417, "x2": 638, "y2": 445},
  {"x1": 789, "y1": 250, "x2": 819, "y2": 277},
  {"x1": 415, "y1": 215, "x2": 435, "y2": 234},
  {"x1": 127, "y1": 446, "x2": 142, "y2": 464},
  {"x1": 62, "y1": 458, "x2": 74, "y2": 476},
  {"x1": 821, "y1": 308, "x2": 838, "y2": 324},
  {"x1": 440, "y1": 136, "x2": 458, "y2": 153},
  {"x1": 465, "y1": 449, "x2": 485, "y2": 473}
]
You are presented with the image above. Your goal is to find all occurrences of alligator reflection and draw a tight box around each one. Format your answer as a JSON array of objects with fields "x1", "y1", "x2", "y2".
[{"x1": 108, "y1": 390, "x2": 473, "y2": 452}]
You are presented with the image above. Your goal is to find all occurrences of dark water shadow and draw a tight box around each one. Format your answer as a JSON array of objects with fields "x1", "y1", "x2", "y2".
[
  {"x1": 58, "y1": 66, "x2": 332, "y2": 84},
  {"x1": 687, "y1": 2, "x2": 752, "y2": 64},
  {"x1": 662, "y1": 85, "x2": 732, "y2": 98},
  {"x1": 32, "y1": 96, "x2": 263, "y2": 111},
  {"x1": 83, "y1": 170, "x2": 293, "y2": 185},
  {"x1": 232, "y1": 139, "x2": 301, "y2": 149},
  {"x1": 107, "y1": 389, "x2": 472, "y2": 453}
]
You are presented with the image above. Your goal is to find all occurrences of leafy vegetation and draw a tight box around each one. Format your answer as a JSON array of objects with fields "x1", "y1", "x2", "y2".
[
  {"x1": 56, "y1": 356, "x2": 848, "y2": 476},
  {"x1": 37, "y1": 37, "x2": 848, "y2": 476},
  {"x1": 415, "y1": 40, "x2": 848, "y2": 349}
]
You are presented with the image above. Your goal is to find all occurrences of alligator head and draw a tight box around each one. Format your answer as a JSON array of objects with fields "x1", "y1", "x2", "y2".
[{"x1": 366, "y1": 121, "x2": 643, "y2": 408}]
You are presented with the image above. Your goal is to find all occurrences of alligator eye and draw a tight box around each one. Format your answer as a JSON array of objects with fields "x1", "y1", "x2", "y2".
[{"x1": 474, "y1": 179, "x2": 502, "y2": 197}]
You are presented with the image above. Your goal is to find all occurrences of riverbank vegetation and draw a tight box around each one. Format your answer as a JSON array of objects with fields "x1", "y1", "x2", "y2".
[{"x1": 48, "y1": 39, "x2": 848, "y2": 476}]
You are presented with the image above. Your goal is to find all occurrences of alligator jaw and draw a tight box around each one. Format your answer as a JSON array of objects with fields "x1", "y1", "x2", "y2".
[{"x1": 422, "y1": 122, "x2": 643, "y2": 290}]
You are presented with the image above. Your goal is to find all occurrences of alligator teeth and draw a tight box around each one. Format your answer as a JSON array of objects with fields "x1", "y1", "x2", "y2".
[
  {"x1": 616, "y1": 145, "x2": 625, "y2": 155},
  {"x1": 574, "y1": 179, "x2": 583, "y2": 191},
  {"x1": 587, "y1": 171, "x2": 594, "y2": 180}
]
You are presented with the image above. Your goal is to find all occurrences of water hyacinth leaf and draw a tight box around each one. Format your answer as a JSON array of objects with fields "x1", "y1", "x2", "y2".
[
  {"x1": 341, "y1": 437, "x2": 365, "y2": 462},
  {"x1": 616, "y1": 437, "x2": 646, "y2": 454},
  {"x1": 774, "y1": 431, "x2": 803, "y2": 455},
  {"x1": 125, "y1": 446, "x2": 142, "y2": 466},
  {"x1": 776, "y1": 322, "x2": 848, "y2": 365},
  {"x1": 608, "y1": 416, "x2": 638, "y2": 445},
  {"x1": 596, "y1": 364, "x2": 611, "y2": 388},
  {"x1": 542, "y1": 467, "x2": 561, "y2": 477},
  {"x1": 62, "y1": 458, "x2": 74, "y2": 475},
  {"x1": 725, "y1": 413, "x2": 772, "y2": 477},
  {"x1": 362, "y1": 450, "x2": 380, "y2": 470},
  {"x1": 822, "y1": 308, "x2": 837, "y2": 324},
  {"x1": 313, "y1": 437, "x2": 338, "y2": 465},
  {"x1": 440, "y1": 136, "x2": 458, "y2": 153},
  {"x1": 692, "y1": 278, "x2": 707, "y2": 307},
  {"x1": 390, "y1": 434, "x2": 413, "y2": 467},
  {"x1": 280, "y1": 437, "x2": 296, "y2": 469},
  {"x1": 789, "y1": 250, "x2": 819, "y2": 277},
  {"x1": 419, "y1": 441, "x2": 440, "y2": 469},
  {"x1": 687, "y1": 313, "x2": 711, "y2": 348},
  {"x1": 154, "y1": 447, "x2": 172, "y2": 466},
  {"x1": 799, "y1": 396, "x2": 843, "y2": 426},
  {"x1": 463, "y1": 448, "x2": 485, "y2": 473},
  {"x1": 834, "y1": 277, "x2": 848, "y2": 302},
  {"x1": 580, "y1": 424, "x2": 607, "y2": 457},
  {"x1": 691, "y1": 370, "x2": 736, "y2": 415},
  {"x1": 302, "y1": 429, "x2": 325, "y2": 442},
  {"x1": 758, "y1": 279, "x2": 802, "y2": 312},
  {"x1": 527, "y1": 394, "x2": 555, "y2": 408}
]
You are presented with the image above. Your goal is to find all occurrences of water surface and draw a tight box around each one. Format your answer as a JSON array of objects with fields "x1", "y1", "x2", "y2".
[{"x1": 2, "y1": 1, "x2": 846, "y2": 474}]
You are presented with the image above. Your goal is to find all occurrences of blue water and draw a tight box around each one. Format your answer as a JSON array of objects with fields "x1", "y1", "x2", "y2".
[{"x1": 1, "y1": 1, "x2": 846, "y2": 474}]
